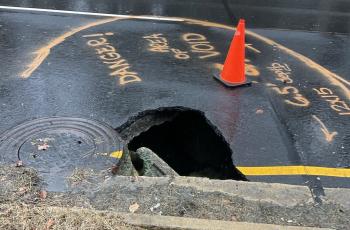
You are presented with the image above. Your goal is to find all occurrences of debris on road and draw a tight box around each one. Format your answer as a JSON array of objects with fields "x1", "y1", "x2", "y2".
[{"x1": 129, "y1": 202, "x2": 140, "y2": 213}]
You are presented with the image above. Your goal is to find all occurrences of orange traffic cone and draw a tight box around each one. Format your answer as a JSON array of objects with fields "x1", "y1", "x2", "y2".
[{"x1": 214, "y1": 19, "x2": 251, "y2": 87}]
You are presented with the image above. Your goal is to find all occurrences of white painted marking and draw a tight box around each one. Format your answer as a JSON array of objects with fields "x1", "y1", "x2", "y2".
[{"x1": 0, "y1": 5, "x2": 184, "y2": 22}]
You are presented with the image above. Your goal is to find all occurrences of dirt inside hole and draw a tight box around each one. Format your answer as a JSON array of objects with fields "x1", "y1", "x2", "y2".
[{"x1": 127, "y1": 109, "x2": 246, "y2": 180}]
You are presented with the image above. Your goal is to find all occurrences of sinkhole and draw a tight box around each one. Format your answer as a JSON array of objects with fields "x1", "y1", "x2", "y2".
[{"x1": 125, "y1": 108, "x2": 246, "y2": 180}]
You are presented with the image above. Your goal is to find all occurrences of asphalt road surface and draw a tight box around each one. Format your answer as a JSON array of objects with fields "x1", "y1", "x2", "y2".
[{"x1": 0, "y1": 1, "x2": 349, "y2": 198}]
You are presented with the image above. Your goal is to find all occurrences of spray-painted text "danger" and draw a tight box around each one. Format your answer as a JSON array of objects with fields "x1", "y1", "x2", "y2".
[{"x1": 83, "y1": 33, "x2": 141, "y2": 86}]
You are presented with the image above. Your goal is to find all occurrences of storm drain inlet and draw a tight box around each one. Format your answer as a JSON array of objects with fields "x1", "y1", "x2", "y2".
[{"x1": 0, "y1": 117, "x2": 123, "y2": 191}]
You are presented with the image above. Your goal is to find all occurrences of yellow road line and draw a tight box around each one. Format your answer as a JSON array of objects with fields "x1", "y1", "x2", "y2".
[
  {"x1": 110, "y1": 150, "x2": 123, "y2": 159},
  {"x1": 237, "y1": 166, "x2": 350, "y2": 178}
]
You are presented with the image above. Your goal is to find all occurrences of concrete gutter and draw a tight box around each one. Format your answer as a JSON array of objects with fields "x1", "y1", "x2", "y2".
[
  {"x1": 172, "y1": 177, "x2": 350, "y2": 211},
  {"x1": 323, "y1": 187, "x2": 350, "y2": 211},
  {"x1": 172, "y1": 177, "x2": 314, "y2": 208}
]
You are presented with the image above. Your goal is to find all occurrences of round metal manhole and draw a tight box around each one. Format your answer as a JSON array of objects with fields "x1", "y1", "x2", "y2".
[{"x1": 0, "y1": 117, "x2": 123, "y2": 191}]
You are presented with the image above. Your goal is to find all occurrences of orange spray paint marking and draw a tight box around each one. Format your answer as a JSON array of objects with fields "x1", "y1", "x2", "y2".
[{"x1": 21, "y1": 17, "x2": 120, "y2": 79}]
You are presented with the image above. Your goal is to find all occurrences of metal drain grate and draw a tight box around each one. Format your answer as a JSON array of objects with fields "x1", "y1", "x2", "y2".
[{"x1": 0, "y1": 117, "x2": 123, "y2": 191}]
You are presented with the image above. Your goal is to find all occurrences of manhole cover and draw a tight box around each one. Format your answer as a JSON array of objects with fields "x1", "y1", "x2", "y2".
[{"x1": 0, "y1": 117, "x2": 123, "y2": 191}]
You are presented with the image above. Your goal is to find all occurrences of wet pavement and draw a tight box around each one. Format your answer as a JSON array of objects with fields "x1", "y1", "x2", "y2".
[
  {"x1": 0, "y1": 2, "x2": 349, "y2": 193},
  {"x1": 1, "y1": 0, "x2": 350, "y2": 33}
]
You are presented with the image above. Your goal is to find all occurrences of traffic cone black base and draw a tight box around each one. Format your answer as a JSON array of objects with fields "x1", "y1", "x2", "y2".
[{"x1": 213, "y1": 72, "x2": 251, "y2": 88}]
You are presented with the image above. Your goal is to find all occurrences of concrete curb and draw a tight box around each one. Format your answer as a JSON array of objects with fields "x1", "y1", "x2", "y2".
[
  {"x1": 171, "y1": 176, "x2": 350, "y2": 211},
  {"x1": 82, "y1": 176, "x2": 349, "y2": 229},
  {"x1": 1, "y1": 165, "x2": 349, "y2": 229},
  {"x1": 172, "y1": 177, "x2": 314, "y2": 207},
  {"x1": 106, "y1": 176, "x2": 350, "y2": 211},
  {"x1": 121, "y1": 213, "x2": 330, "y2": 230},
  {"x1": 323, "y1": 187, "x2": 350, "y2": 211}
]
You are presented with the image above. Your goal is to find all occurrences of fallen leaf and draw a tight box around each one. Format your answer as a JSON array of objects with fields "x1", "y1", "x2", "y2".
[
  {"x1": 15, "y1": 160, "x2": 23, "y2": 167},
  {"x1": 39, "y1": 190, "x2": 48, "y2": 200},
  {"x1": 231, "y1": 215, "x2": 237, "y2": 221},
  {"x1": 256, "y1": 109, "x2": 264, "y2": 114},
  {"x1": 150, "y1": 203, "x2": 160, "y2": 212},
  {"x1": 111, "y1": 165, "x2": 119, "y2": 174},
  {"x1": 38, "y1": 143, "x2": 50, "y2": 150},
  {"x1": 129, "y1": 202, "x2": 139, "y2": 213},
  {"x1": 131, "y1": 176, "x2": 143, "y2": 182},
  {"x1": 18, "y1": 187, "x2": 28, "y2": 195},
  {"x1": 45, "y1": 219, "x2": 55, "y2": 230}
]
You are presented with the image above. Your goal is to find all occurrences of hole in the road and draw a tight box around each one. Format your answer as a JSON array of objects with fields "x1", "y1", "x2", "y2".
[
  {"x1": 127, "y1": 108, "x2": 246, "y2": 180},
  {"x1": 130, "y1": 154, "x2": 144, "y2": 172}
]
